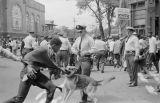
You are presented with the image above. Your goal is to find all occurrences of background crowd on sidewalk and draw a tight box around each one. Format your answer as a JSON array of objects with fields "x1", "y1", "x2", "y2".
[{"x1": 1, "y1": 25, "x2": 160, "y2": 95}]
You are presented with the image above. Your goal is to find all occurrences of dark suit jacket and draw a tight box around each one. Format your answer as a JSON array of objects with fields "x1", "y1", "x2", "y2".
[{"x1": 24, "y1": 46, "x2": 57, "y2": 69}]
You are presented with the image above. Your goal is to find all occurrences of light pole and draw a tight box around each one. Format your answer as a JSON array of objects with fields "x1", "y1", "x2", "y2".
[{"x1": 73, "y1": 18, "x2": 76, "y2": 37}]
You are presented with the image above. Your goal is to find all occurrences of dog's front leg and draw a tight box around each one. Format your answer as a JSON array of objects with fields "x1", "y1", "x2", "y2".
[
  {"x1": 64, "y1": 89, "x2": 74, "y2": 103},
  {"x1": 63, "y1": 88, "x2": 69, "y2": 101}
]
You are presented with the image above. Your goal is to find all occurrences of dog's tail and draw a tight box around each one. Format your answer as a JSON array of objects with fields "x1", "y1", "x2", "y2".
[{"x1": 96, "y1": 76, "x2": 116, "y2": 86}]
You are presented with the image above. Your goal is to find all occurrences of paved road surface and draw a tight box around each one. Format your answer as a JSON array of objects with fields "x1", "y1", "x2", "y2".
[{"x1": 0, "y1": 57, "x2": 160, "y2": 103}]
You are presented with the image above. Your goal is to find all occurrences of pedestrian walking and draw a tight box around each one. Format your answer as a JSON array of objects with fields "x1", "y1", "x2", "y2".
[
  {"x1": 148, "y1": 32, "x2": 159, "y2": 73},
  {"x1": 71, "y1": 25, "x2": 96, "y2": 103},
  {"x1": 4, "y1": 37, "x2": 65, "y2": 103},
  {"x1": 113, "y1": 36, "x2": 122, "y2": 69},
  {"x1": 94, "y1": 35, "x2": 107, "y2": 73},
  {"x1": 124, "y1": 27, "x2": 140, "y2": 87}
]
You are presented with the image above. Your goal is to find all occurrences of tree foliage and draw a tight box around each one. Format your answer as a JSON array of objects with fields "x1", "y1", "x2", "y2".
[
  {"x1": 74, "y1": 0, "x2": 119, "y2": 39},
  {"x1": 75, "y1": 0, "x2": 105, "y2": 39}
]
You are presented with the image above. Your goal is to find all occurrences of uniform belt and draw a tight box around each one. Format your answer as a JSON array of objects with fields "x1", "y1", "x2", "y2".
[
  {"x1": 60, "y1": 50, "x2": 68, "y2": 51},
  {"x1": 82, "y1": 55, "x2": 91, "y2": 58},
  {"x1": 126, "y1": 51, "x2": 135, "y2": 54}
]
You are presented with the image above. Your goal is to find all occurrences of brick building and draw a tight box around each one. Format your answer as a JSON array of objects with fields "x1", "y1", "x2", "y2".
[
  {"x1": 129, "y1": 0, "x2": 160, "y2": 36},
  {"x1": 0, "y1": 0, "x2": 45, "y2": 38}
]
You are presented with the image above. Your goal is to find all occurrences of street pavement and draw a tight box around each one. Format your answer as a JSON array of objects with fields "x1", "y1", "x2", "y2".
[{"x1": 0, "y1": 57, "x2": 160, "y2": 103}]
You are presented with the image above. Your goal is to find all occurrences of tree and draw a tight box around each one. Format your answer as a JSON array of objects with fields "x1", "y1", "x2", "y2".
[
  {"x1": 101, "y1": 0, "x2": 119, "y2": 36},
  {"x1": 75, "y1": 0, "x2": 105, "y2": 39}
]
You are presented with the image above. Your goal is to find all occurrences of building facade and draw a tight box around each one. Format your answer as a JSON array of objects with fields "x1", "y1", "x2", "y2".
[
  {"x1": 128, "y1": 0, "x2": 160, "y2": 36},
  {"x1": 0, "y1": 0, "x2": 45, "y2": 38}
]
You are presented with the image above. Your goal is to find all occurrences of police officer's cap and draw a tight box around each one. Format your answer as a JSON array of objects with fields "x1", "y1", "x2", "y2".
[
  {"x1": 76, "y1": 25, "x2": 86, "y2": 30},
  {"x1": 126, "y1": 26, "x2": 134, "y2": 31},
  {"x1": 29, "y1": 31, "x2": 34, "y2": 34}
]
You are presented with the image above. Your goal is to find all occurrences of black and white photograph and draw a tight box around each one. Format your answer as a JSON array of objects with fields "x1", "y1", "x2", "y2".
[{"x1": 0, "y1": 0, "x2": 160, "y2": 103}]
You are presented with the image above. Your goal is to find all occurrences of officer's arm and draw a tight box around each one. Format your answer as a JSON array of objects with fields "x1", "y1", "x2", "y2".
[{"x1": 1, "y1": 47, "x2": 20, "y2": 61}]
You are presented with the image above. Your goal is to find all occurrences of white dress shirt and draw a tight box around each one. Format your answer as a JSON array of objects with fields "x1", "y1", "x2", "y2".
[
  {"x1": 149, "y1": 36, "x2": 157, "y2": 53},
  {"x1": 40, "y1": 40, "x2": 49, "y2": 47},
  {"x1": 23, "y1": 35, "x2": 35, "y2": 49},
  {"x1": 113, "y1": 40, "x2": 121, "y2": 54},
  {"x1": 71, "y1": 34, "x2": 95, "y2": 56},
  {"x1": 109, "y1": 40, "x2": 115, "y2": 52},
  {"x1": 94, "y1": 39, "x2": 107, "y2": 51},
  {"x1": 125, "y1": 35, "x2": 139, "y2": 56},
  {"x1": 59, "y1": 36, "x2": 71, "y2": 51}
]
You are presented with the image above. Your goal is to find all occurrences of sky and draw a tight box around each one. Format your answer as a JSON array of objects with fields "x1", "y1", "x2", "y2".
[{"x1": 35, "y1": 0, "x2": 97, "y2": 30}]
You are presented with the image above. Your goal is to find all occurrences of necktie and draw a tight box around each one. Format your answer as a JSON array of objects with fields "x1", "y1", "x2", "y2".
[{"x1": 79, "y1": 37, "x2": 83, "y2": 56}]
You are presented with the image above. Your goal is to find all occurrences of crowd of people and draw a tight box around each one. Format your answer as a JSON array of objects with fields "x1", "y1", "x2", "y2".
[{"x1": 1, "y1": 25, "x2": 160, "y2": 103}]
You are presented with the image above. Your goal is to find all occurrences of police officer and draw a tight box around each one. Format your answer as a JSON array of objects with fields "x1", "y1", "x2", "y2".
[
  {"x1": 57, "y1": 31, "x2": 71, "y2": 68},
  {"x1": 124, "y1": 27, "x2": 140, "y2": 87},
  {"x1": 21, "y1": 32, "x2": 36, "y2": 58},
  {"x1": 94, "y1": 35, "x2": 107, "y2": 73},
  {"x1": 4, "y1": 37, "x2": 66, "y2": 103},
  {"x1": 71, "y1": 25, "x2": 95, "y2": 103}
]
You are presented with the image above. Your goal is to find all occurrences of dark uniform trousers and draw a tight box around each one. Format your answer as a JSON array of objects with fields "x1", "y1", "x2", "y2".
[
  {"x1": 76, "y1": 55, "x2": 92, "y2": 102},
  {"x1": 56, "y1": 50, "x2": 69, "y2": 67},
  {"x1": 96, "y1": 50, "x2": 106, "y2": 71},
  {"x1": 4, "y1": 64, "x2": 57, "y2": 103},
  {"x1": 125, "y1": 51, "x2": 139, "y2": 85},
  {"x1": 148, "y1": 53, "x2": 159, "y2": 73}
]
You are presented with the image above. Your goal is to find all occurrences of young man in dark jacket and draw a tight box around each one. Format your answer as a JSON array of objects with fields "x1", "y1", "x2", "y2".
[{"x1": 4, "y1": 37, "x2": 64, "y2": 103}]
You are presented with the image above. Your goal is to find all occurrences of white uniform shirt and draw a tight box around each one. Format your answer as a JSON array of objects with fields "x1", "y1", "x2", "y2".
[
  {"x1": 32, "y1": 41, "x2": 39, "y2": 49},
  {"x1": 23, "y1": 35, "x2": 35, "y2": 49},
  {"x1": 109, "y1": 40, "x2": 115, "y2": 52},
  {"x1": 149, "y1": 36, "x2": 157, "y2": 53},
  {"x1": 40, "y1": 40, "x2": 49, "y2": 47},
  {"x1": 59, "y1": 36, "x2": 71, "y2": 51},
  {"x1": 94, "y1": 39, "x2": 107, "y2": 51},
  {"x1": 71, "y1": 35, "x2": 95, "y2": 56},
  {"x1": 125, "y1": 35, "x2": 139, "y2": 56},
  {"x1": 113, "y1": 40, "x2": 121, "y2": 54}
]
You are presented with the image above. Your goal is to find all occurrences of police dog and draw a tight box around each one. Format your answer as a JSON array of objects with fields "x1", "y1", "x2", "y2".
[{"x1": 60, "y1": 67, "x2": 115, "y2": 103}]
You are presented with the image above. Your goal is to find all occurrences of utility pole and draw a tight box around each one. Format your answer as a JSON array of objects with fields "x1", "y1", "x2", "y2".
[{"x1": 73, "y1": 18, "x2": 77, "y2": 38}]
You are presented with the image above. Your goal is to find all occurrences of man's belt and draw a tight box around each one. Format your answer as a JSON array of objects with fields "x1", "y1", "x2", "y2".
[
  {"x1": 60, "y1": 50, "x2": 68, "y2": 51},
  {"x1": 126, "y1": 51, "x2": 135, "y2": 54}
]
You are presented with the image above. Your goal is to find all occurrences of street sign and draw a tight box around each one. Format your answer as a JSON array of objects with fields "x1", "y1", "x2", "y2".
[{"x1": 115, "y1": 8, "x2": 131, "y2": 20}]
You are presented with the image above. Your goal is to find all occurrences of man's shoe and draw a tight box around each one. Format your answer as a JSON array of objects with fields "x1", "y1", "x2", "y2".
[{"x1": 129, "y1": 83, "x2": 137, "y2": 87}]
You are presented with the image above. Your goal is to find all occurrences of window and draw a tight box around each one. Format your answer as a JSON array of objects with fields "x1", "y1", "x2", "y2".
[
  {"x1": 36, "y1": 15, "x2": 40, "y2": 24},
  {"x1": 138, "y1": 1, "x2": 145, "y2": 7},
  {"x1": 30, "y1": 14, "x2": 35, "y2": 32},
  {"x1": 12, "y1": 4, "x2": 22, "y2": 30},
  {"x1": 26, "y1": 12, "x2": 30, "y2": 31},
  {"x1": 35, "y1": 15, "x2": 40, "y2": 32}
]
